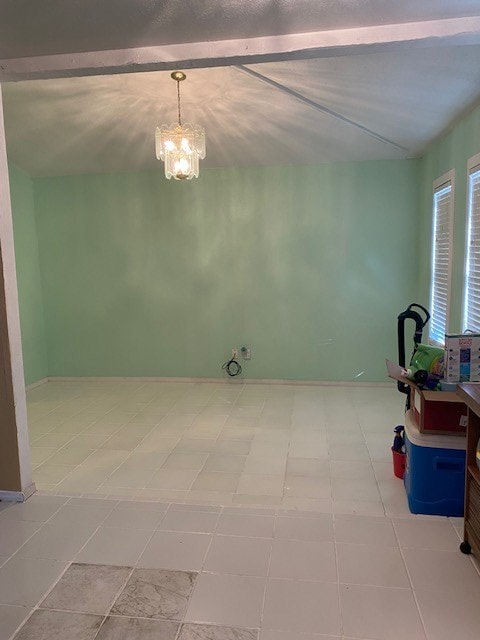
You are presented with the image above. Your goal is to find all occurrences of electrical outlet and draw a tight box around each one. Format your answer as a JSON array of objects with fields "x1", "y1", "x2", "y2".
[
  {"x1": 232, "y1": 348, "x2": 238, "y2": 359},
  {"x1": 241, "y1": 346, "x2": 251, "y2": 360}
]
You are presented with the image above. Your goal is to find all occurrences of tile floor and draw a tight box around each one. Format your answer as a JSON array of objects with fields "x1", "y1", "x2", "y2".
[
  {"x1": 0, "y1": 379, "x2": 478, "y2": 639},
  {"x1": 0, "y1": 494, "x2": 479, "y2": 639},
  {"x1": 26, "y1": 379, "x2": 409, "y2": 514}
]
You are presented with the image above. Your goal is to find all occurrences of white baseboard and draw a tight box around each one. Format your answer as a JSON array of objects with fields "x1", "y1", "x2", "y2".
[
  {"x1": 42, "y1": 375, "x2": 391, "y2": 388},
  {"x1": 25, "y1": 377, "x2": 49, "y2": 391},
  {"x1": 0, "y1": 482, "x2": 36, "y2": 502}
]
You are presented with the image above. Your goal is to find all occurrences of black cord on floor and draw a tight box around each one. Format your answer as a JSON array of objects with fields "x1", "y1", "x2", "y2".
[{"x1": 222, "y1": 357, "x2": 242, "y2": 377}]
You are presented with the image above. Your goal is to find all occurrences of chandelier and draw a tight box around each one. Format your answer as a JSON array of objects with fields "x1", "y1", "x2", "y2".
[{"x1": 155, "y1": 71, "x2": 206, "y2": 180}]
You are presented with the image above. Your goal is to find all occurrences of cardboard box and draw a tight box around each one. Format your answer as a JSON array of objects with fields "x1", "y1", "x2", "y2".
[
  {"x1": 445, "y1": 333, "x2": 480, "y2": 383},
  {"x1": 386, "y1": 359, "x2": 467, "y2": 436}
]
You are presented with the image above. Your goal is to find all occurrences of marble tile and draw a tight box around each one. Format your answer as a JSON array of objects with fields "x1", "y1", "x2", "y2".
[
  {"x1": 0, "y1": 604, "x2": 30, "y2": 640},
  {"x1": 95, "y1": 616, "x2": 179, "y2": 640},
  {"x1": 41, "y1": 563, "x2": 132, "y2": 614},
  {"x1": 112, "y1": 568, "x2": 196, "y2": 620},
  {"x1": 178, "y1": 623, "x2": 258, "y2": 640},
  {"x1": 13, "y1": 609, "x2": 103, "y2": 640}
]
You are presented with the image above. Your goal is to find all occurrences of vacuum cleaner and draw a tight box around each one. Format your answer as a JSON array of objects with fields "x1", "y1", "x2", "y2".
[{"x1": 397, "y1": 303, "x2": 430, "y2": 407}]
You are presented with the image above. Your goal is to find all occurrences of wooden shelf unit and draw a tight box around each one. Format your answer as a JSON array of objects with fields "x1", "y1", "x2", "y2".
[{"x1": 456, "y1": 383, "x2": 480, "y2": 557}]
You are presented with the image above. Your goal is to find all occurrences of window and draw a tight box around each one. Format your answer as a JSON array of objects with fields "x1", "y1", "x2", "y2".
[
  {"x1": 429, "y1": 171, "x2": 455, "y2": 346},
  {"x1": 463, "y1": 153, "x2": 480, "y2": 332}
]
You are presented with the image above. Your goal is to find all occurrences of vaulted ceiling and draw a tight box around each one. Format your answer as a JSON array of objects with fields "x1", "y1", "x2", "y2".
[{"x1": 2, "y1": 1, "x2": 480, "y2": 176}]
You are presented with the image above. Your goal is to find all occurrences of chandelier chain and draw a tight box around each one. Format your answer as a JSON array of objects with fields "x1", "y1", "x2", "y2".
[{"x1": 177, "y1": 80, "x2": 182, "y2": 127}]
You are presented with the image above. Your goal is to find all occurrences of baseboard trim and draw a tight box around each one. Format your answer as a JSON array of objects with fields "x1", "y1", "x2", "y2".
[
  {"x1": 0, "y1": 482, "x2": 36, "y2": 502},
  {"x1": 25, "y1": 378, "x2": 49, "y2": 391},
  {"x1": 42, "y1": 375, "x2": 391, "y2": 388}
]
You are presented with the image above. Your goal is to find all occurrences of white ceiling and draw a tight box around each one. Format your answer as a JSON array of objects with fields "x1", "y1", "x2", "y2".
[{"x1": 2, "y1": 1, "x2": 480, "y2": 177}]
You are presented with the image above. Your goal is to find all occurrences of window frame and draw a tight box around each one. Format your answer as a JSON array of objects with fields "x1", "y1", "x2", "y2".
[
  {"x1": 429, "y1": 170, "x2": 455, "y2": 346},
  {"x1": 462, "y1": 152, "x2": 480, "y2": 333}
]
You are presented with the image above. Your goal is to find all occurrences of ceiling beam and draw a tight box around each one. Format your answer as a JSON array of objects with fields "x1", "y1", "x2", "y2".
[{"x1": 1, "y1": 16, "x2": 480, "y2": 81}]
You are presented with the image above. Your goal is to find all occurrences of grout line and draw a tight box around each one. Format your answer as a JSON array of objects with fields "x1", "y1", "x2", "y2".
[{"x1": 391, "y1": 516, "x2": 430, "y2": 640}]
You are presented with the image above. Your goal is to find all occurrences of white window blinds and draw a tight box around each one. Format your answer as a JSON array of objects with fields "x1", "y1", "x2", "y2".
[
  {"x1": 463, "y1": 163, "x2": 480, "y2": 332},
  {"x1": 429, "y1": 175, "x2": 454, "y2": 346}
]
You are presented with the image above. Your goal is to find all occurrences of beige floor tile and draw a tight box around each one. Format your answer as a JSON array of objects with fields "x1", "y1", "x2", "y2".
[
  {"x1": 75, "y1": 526, "x2": 152, "y2": 565},
  {"x1": 162, "y1": 452, "x2": 209, "y2": 470},
  {"x1": 138, "y1": 531, "x2": 212, "y2": 571},
  {"x1": 275, "y1": 514, "x2": 334, "y2": 541},
  {"x1": 337, "y1": 543, "x2": 410, "y2": 587},
  {"x1": 331, "y1": 477, "x2": 381, "y2": 502},
  {"x1": 205, "y1": 536, "x2": 272, "y2": 576},
  {"x1": 158, "y1": 510, "x2": 219, "y2": 533},
  {"x1": 146, "y1": 469, "x2": 199, "y2": 491},
  {"x1": 16, "y1": 519, "x2": 97, "y2": 561},
  {"x1": 0, "y1": 604, "x2": 30, "y2": 640},
  {"x1": 332, "y1": 499, "x2": 385, "y2": 516},
  {"x1": 102, "y1": 506, "x2": 165, "y2": 530},
  {"x1": 191, "y1": 472, "x2": 240, "y2": 493},
  {"x1": 0, "y1": 519, "x2": 42, "y2": 557},
  {"x1": 0, "y1": 556, "x2": 67, "y2": 606},
  {"x1": 216, "y1": 513, "x2": 275, "y2": 538},
  {"x1": 33, "y1": 464, "x2": 76, "y2": 485},
  {"x1": 340, "y1": 584, "x2": 425, "y2": 640},
  {"x1": 263, "y1": 579, "x2": 341, "y2": 635},
  {"x1": 203, "y1": 454, "x2": 247, "y2": 473},
  {"x1": 102, "y1": 465, "x2": 157, "y2": 489},
  {"x1": 187, "y1": 491, "x2": 235, "y2": 506},
  {"x1": 45, "y1": 446, "x2": 96, "y2": 466},
  {"x1": 415, "y1": 587, "x2": 480, "y2": 640},
  {"x1": 334, "y1": 514, "x2": 396, "y2": 546},
  {"x1": 393, "y1": 517, "x2": 461, "y2": 550},
  {"x1": 214, "y1": 440, "x2": 252, "y2": 455},
  {"x1": 286, "y1": 458, "x2": 329, "y2": 477},
  {"x1": 403, "y1": 548, "x2": 480, "y2": 595},
  {"x1": 0, "y1": 495, "x2": 67, "y2": 523},
  {"x1": 29, "y1": 447, "x2": 57, "y2": 466},
  {"x1": 269, "y1": 539, "x2": 336, "y2": 581},
  {"x1": 185, "y1": 573, "x2": 265, "y2": 628},
  {"x1": 284, "y1": 475, "x2": 332, "y2": 499},
  {"x1": 237, "y1": 474, "x2": 284, "y2": 497},
  {"x1": 174, "y1": 439, "x2": 217, "y2": 453}
]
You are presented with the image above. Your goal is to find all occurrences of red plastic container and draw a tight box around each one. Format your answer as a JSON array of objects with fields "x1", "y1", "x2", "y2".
[{"x1": 392, "y1": 447, "x2": 406, "y2": 479}]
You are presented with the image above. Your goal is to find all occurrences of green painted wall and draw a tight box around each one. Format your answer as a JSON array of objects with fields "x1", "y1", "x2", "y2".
[
  {"x1": 417, "y1": 103, "x2": 480, "y2": 332},
  {"x1": 9, "y1": 163, "x2": 48, "y2": 385},
  {"x1": 33, "y1": 161, "x2": 419, "y2": 382}
]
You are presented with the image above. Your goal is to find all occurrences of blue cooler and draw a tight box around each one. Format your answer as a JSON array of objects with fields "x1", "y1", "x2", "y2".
[{"x1": 404, "y1": 410, "x2": 466, "y2": 516}]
